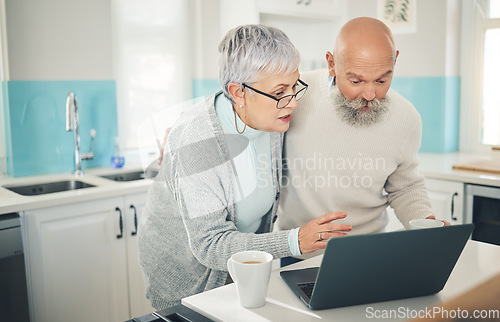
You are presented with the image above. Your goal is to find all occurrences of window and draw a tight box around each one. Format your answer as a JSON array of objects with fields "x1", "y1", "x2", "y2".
[
  {"x1": 0, "y1": 2, "x2": 7, "y2": 175},
  {"x1": 481, "y1": 1, "x2": 500, "y2": 145},
  {"x1": 112, "y1": 0, "x2": 192, "y2": 153},
  {"x1": 460, "y1": 0, "x2": 500, "y2": 152}
]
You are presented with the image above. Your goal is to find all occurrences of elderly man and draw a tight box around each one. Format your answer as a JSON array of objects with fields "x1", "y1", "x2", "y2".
[{"x1": 277, "y1": 17, "x2": 447, "y2": 246}]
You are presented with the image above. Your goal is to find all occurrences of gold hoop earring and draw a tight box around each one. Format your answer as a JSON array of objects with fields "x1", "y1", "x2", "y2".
[{"x1": 233, "y1": 108, "x2": 247, "y2": 134}]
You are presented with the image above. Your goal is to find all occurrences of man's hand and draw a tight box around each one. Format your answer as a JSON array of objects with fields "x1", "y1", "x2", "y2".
[
  {"x1": 426, "y1": 215, "x2": 451, "y2": 226},
  {"x1": 298, "y1": 212, "x2": 352, "y2": 254}
]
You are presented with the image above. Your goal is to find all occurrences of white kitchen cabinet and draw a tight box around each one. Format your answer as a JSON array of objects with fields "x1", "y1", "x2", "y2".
[
  {"x1": 123, "y1": 193, "x2": 155, "y2": 318},
  {"x1": 384, "y1": 178, "x2": 465, "y2": 231},
  {"x1": 23, "y1": 192, "x2": 152, "y2": 322},
  {"x1": 425, "y1": 178, "x2": 464, "y2": 224}
]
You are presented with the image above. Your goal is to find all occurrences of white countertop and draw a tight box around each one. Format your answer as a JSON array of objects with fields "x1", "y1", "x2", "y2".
[
  {"x1": 418, "y1": 152, "x2": 500, "y2": 187},
  {"x1": 0, "y1": 165, "x2": 153, "y2": 214},
  {"x1": 182, "y1": 240, "x2": 500, "y2": 321}
]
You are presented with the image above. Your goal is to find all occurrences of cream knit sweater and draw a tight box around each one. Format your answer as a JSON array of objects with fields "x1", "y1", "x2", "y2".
[{"x1": 276, "y1": 69, "x2": 433, "y2": 235}]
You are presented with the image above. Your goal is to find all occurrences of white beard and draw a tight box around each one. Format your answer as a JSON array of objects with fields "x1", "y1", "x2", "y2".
[{"x1": 334, "y1": 91, "x2": 389, "y2": 127}]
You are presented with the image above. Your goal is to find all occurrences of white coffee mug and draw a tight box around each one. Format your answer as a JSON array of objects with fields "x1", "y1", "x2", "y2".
[
  {"x1": 409, "y1": 218, "x2": 445, "y2": 230},
  {"x1": 227, "y1": 250, "x2": 273, "y2": 308}
]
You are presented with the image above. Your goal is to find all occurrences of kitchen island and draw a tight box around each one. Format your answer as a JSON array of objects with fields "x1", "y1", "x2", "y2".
[{"x1": 182, "y1": 240, "x2": 500, "y2": 321}]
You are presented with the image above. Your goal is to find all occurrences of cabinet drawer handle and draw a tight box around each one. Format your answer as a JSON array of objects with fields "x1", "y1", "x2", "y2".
[
  {"x1": 297, "y1": 0, "x2": 303, "y2": 4},
  {"x1": 304, "y1": 0, "x2": 311, "y2": 5},
  {"x1": 451, "y1": 192, "x2": 458, "y2": 221},
  {"x1": 130, "y1": 205, "x2": 138, "y2": 236},
  {"x1": 116, "y1": 207, "x2": 123, "y2": 239}
]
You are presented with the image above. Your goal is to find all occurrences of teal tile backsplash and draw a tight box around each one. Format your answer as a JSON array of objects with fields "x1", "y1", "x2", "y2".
[
  {"x1": 2, "y1": 80, "x2": 118, "y2": 177},
  {"x1": 391, "y1": 76, "x2": 460, "y2": 153},
  {"x1": 192, "y1": 79, "x2": 221, "y2": 99}
]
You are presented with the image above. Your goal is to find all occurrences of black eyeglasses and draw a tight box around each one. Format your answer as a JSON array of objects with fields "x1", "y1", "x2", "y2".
[{"x1": 242, "y1": 79, "x2": 308, "y2": 109}]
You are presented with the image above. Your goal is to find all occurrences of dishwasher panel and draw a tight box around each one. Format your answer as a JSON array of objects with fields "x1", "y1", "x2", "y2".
[{"x1": 0, "y1": 213, "x2": 30, "y2": 322}]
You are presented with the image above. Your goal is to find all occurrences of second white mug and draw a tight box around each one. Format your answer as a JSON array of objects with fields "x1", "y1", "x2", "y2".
[{"x1": 409, "y1": 218, "x2": 445, "y2": 230}]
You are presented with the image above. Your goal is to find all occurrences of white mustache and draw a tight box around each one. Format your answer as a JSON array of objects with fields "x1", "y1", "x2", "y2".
[{"x1": 345, "y1": 97, "x2": 384, "y2": 110}]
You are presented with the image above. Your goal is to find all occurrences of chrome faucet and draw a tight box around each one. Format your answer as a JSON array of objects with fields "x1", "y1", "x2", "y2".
[{"x1": 66, "y1": 91, "x2": 95, "y2": 175}]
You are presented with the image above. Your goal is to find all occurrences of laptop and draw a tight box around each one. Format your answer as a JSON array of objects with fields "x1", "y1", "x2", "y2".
[{"x1": 280, "y1": 224, "x2": 474, "y2": 310}]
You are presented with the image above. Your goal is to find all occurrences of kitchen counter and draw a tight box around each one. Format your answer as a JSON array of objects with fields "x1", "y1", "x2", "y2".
[
  {"x1": 418, "y1": 152, "x2": 500, "y2": 187},
  {"x1": 1, "y1": 152, "x2": 499, "y2": 216},
  {"x1": 0, "y1": 165, "x2": 153, "y2": 215}
]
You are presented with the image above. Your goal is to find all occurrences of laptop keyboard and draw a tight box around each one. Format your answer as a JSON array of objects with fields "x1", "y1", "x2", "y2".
[{"x1": 297, "y1": 282, "x2": 315, "y2": 298}]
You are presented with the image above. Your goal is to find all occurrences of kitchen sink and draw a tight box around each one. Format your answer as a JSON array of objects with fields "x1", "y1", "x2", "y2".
[
  {"x1": 99, "y1": 170, "x2": 145, "y2": 182},
  {"x1": 3, "y1": 180, "x2": 95, "y2": 196}
]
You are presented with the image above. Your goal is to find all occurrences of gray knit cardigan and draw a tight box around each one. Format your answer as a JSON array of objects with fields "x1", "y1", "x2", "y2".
[{"x1": 137, "y1": 92, "x2": 293, "y2": 309}]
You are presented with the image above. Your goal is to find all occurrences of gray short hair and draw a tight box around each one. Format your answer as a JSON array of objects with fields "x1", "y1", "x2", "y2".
[{"x1": 218, "y1": 24, "x2": 301, "y2": 101}]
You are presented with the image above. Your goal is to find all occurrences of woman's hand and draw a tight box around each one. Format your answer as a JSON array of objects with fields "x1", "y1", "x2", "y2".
[{"x1": 298, "y1": 212, "x2": 352, "y2": 254}]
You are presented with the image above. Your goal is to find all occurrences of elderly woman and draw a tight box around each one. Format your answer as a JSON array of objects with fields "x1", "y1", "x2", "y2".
[{"x1": 138, "y1": 24, "x2": 351, "y2": 309}]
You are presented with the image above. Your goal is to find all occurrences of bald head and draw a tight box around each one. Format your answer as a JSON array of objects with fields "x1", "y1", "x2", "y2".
[
  {"x1": 334, "y1": 17, "x2": 397, "y2": 65},
  {"x1": 326, "y1": 17, "x2": 399, "y2": 102}
]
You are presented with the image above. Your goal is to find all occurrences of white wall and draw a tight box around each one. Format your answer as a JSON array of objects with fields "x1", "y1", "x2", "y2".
[
  {"x1": 192, "y1": 0, "x2": 222, "y2": 80},
  {"x1": 5, "y1": 0, "x2": 112, "y2": 80},
  {"x1": 345, "y1": 0, "x2": 460, "y2": 78},
  {"x1": 193, "y1": 0, "x2": 460, "y2": 80},
  {"x1": 195, "y1": 0, "x2": 346, "y2": 79}
]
